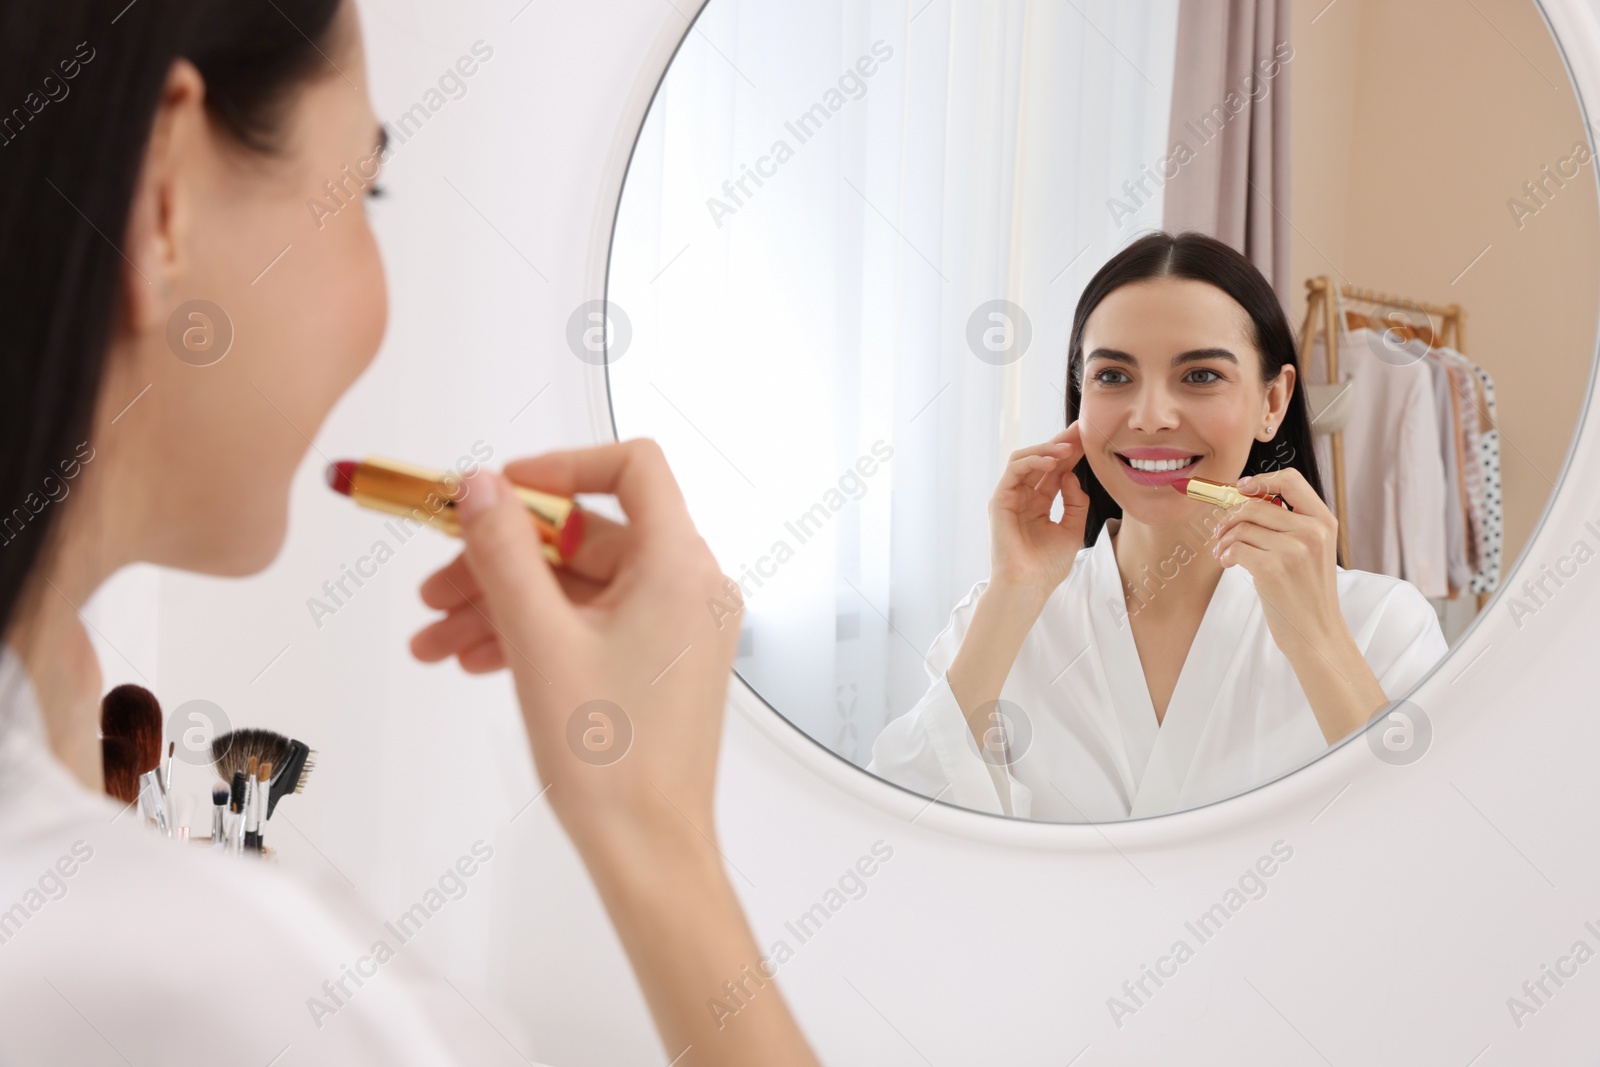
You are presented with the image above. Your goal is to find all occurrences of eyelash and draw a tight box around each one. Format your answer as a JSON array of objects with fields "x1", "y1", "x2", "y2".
[
  {"x1": 1090, "y1": 367, "x2": 1223, "y2": 386},
  {"x1": 366, "y1": 183, "x2": 388, "y2": 200}
]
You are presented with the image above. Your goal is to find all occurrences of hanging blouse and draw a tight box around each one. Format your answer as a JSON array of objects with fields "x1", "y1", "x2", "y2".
[
  {"x1": 1437, "y1": 351, "x2": 1486, "y2": 574},
  {"x1": 1309, "y1": 328, "x2": 1450, "y2": 599},
  {"x1": 1427, "y1": 358, "x2": 1471, "y2": 596},
  {"x1": 1469, "y1": 363, "x2": 1503, "y2": 595}
]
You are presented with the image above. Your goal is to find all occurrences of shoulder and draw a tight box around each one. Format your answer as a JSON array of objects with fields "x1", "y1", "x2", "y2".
[
  {"x1": 1334, "y1": 566, "x2": 1439, "y2": 625},
  {"x1": 0, "y1": 796, "x2": 499, "y2": 1064}
]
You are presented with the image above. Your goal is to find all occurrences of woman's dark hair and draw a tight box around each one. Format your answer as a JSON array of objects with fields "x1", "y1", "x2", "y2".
[
  {"x1": 0, "y1": 0, "x2": 344, "y2": 645},
  {"x1": 1065, "y1": 229, "x2": 1343, "y2": 566}
]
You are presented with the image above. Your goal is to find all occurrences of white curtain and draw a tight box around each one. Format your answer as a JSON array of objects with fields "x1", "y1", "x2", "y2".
[{"x1": 610, "y1": 0, "x2": 1179, "y2": 766}]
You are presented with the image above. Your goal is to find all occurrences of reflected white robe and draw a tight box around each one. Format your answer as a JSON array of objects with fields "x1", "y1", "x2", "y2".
[{"x1": 867, "y1": 518, "x2": 1449, "y2": 821}]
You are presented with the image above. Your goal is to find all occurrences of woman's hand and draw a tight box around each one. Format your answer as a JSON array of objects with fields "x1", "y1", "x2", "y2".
[
  {"x1": 1213, "y1": 468, "x2": 1390, "y2": 744},
  {"x1": 409, "y1": 439, "x2": 735, "y2": 854},
  {"x1": 945, "y1": 423, "x2": 1090, "y2": 778},
  {"x1": 410, "y1": 439, "x2": 818, "y2": 1067},
  {"x1": 987, "y1": 421, "x2": 1091, "y2": 594}
]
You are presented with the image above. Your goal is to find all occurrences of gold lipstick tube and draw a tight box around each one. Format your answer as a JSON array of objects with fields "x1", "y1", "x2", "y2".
[
  {"x1": 1183, "y1": 476, "x2": 1289, "y2": 511},
  {"x1": 328, "y1": 456, "x2": 585, "y2": 565}
]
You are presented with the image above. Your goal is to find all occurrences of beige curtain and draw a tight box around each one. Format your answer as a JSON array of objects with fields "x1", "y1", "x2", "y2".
[{"x1": 1162, "y1": 0, "x2": 1293, "y2": 312}]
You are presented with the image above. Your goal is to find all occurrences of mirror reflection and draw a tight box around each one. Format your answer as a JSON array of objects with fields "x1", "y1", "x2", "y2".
[{"x1": 606, "y1": 0, "x2": 1596, "y2": 820}]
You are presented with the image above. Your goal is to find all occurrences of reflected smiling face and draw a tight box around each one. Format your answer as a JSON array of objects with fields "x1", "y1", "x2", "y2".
[{"x1": 1076, "y1": 277, "x2": 1292, "y2": 525}]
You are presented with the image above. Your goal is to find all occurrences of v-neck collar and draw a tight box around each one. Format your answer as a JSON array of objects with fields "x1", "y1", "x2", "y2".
[{"x1": 1085, "y1": 517, "x2": 1259, "y2": 816}]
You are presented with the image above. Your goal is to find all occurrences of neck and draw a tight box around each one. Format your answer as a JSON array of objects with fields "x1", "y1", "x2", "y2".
[
  {"x1": 9, "y1": 574, "x2": 105, "y2": 790},
  {"x1": 1109, "y1": 511, "x2": 1224, "y2": 614},
  {"x1": 6, "y1": 465, "x2": 124, "y2": 791}
]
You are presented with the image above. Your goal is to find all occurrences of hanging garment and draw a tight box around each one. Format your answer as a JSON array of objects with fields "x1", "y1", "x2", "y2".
[
  {"x1": 1437, "y1": 351, "x2": 1486, "y2": 575},
  {"x1": 1309, "y1": 328, "x2": 1450, "y2": 599},
  {"x1": 1469, "y1": 363, "x2": 1503, "y2": 595},
  {"x1": 1427, "y1": 357, "x2": 1471, "y2": 596},
  {"x1": 866, "y1": 518, "x2": 1450, "y2": 822}
]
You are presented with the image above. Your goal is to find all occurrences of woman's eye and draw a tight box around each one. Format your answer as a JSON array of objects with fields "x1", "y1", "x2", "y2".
[
  {"x1": 1186, "y1": 368, "x2": 1221, "y2": 385},
  {"x1": 1092, "y1": 369, "x2": 1129, "y2": 385}
]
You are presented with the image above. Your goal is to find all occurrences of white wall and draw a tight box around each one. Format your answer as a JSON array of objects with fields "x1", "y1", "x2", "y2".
[{"x1": 84, "y1": 0, "x2": 1600, "y2": 1063}]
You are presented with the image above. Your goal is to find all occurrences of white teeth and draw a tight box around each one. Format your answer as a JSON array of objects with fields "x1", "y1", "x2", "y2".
[{"x1": 1123, "y1": 455, "x2": 1198, "y2": 472}]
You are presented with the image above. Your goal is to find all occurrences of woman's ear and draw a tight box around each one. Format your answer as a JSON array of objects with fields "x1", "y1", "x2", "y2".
[
  {"x1": 120, "y1": 59, "x2": 206, "y2": 336},
  {"x1": 1262, "y1": 364, "x2": 1295, "y2": 438}
]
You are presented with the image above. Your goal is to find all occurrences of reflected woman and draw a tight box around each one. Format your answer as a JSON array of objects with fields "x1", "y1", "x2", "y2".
[{"x1": 868, "y1": 231, "x2": 1448, "y2": 821}]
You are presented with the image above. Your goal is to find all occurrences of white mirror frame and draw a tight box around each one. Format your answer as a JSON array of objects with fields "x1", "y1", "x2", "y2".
[{"x1": 585, "y1": 0, "x2": 1600, "y2": 851}]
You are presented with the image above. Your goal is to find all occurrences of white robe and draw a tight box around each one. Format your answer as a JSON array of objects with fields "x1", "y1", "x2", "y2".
[
  {"x1": 0, "y1": 644, "x2": 543, "y2": 1065},
  {"x1": 867, "y1": 518, "x2": 1450, "y2": 821}
]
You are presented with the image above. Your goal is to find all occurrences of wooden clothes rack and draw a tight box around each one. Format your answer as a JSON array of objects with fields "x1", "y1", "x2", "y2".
[{"x1": 1296, "y1": 277, "x2": 1483, "y2": 609}]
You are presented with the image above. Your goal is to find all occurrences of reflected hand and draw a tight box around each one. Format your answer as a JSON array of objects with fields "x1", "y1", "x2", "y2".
[
  {"x1": 1214, "y1": 467, "x2": 1394, "y2": 746},
  {"x1": 1213, "y1": 468, "x2": 1342, "y2": 648},
  {"x1": 986, "y1": 422, "x2": 1091, "y2": 594}
]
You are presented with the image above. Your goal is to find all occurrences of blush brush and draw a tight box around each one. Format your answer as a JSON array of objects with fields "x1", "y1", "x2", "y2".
[
  {"x1": 101, "y1": 684, "x2": 163, "y2": 769},
  {"x1": 101, "y1": 684, "x2": 171, "y2": 833},
  {"x1": 101, "y1": 737, "x2": 139, "y2": 805}
]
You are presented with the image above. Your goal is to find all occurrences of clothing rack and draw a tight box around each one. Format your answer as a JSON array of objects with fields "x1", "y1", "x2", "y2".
[{"x1": 1297, "y1": 276, "x2": 1473, "y2": 602}]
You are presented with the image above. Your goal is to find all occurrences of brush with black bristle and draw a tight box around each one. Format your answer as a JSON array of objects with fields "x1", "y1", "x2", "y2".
[
  {"x1": 228, "y1": 771, "x2": 246, "y2": 854},
  {"x1": 101, "y1": 737, "x2": 139, "y2": 805},
  {"x1": 210, "y1": 783, "x2": 228, "y2": 846},
  {"x1": 265, "y1": 739, "x2": 317, "y2": 819}
]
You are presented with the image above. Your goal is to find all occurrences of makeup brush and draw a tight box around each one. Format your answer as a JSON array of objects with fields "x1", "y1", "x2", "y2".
[
  {"x1": 228, "y1": 771, "x2": 246, "y2": 854},
  {"x1": 101, "y1": 737, "x2": 140, "y2": 804},
  {"x1": 210, "y1": 729, "x2": 318, "y2": 825},
  {"x1": 243, "y1": 757, "x2": 259, "y2": 851},
  {"x1": 211, "y1": 728, "x2": 293, "y2": 784},
  {"x1": 137, "y1": 769, "x2": 168, "y2": 834},
  {"x1": 252, "y1": 762, "x2": 272, "y2": 853},
  {"x1": 163, "y1": 740, "x2": 175, "y2": 793},
  {"x1": 211, "y1": 783, "x2": 228, "y2": 845},
  {"x1": 265, "y1": 739, "x2": 317, "y2": 819},
  {"x1": 100, "y1": 684, "x2": 163, "y2": 784}
]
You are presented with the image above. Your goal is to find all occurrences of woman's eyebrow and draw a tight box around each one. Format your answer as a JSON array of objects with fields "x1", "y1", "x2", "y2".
[{"x1": 1086, "y1": 347, "x2": 1239, "y2": 367}]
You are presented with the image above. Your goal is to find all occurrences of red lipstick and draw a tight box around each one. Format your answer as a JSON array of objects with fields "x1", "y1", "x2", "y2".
[{"x1": 327, "y1": 456, "x2": 586, "y2": 563}]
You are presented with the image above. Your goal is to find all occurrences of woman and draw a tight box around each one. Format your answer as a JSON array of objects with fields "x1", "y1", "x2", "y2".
[
  {"x1": 0, "y1": 2, "x2": 816, "y2": 1064},
  {"x1": 868, "y1": 232, "x2": 1448, "y2": 821}
]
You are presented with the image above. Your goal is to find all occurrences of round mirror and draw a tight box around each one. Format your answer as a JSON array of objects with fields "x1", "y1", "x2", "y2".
[{"x1": 605, "y1": 0, "x2": 1597, "y2": 821}]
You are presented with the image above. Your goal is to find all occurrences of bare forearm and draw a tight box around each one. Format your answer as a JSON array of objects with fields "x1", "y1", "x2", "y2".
[
  {"x1": 1281, "y1": 616, "x2": 1391, "y2": 745},
  {"x1": 946, "y1": 581, "x2": 1051, "y2": 722},
  {"x1": 577, "y1": 821, "x2": 819, "y2": 1067}
]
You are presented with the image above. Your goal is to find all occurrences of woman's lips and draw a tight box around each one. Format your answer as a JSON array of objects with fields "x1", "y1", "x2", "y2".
[{"x1": 1116, "y1": 452, "x2": 1201, "y2": 486}]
